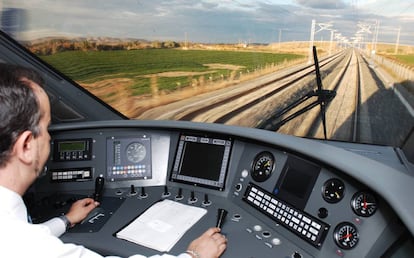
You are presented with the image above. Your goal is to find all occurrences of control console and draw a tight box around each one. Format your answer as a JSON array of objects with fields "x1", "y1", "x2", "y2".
[{"x1": 27, "y1": 123, "x2": 404, "y2": 258}]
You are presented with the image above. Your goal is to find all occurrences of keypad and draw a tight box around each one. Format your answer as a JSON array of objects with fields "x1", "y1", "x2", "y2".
[{"x1": 244, "y1": 183, "x2": 329, "y2": 248}]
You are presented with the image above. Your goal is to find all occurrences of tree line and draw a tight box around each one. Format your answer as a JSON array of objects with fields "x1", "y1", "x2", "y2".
[{"x1": 24, "y1": 38, "x2": 182, "y2": 55}]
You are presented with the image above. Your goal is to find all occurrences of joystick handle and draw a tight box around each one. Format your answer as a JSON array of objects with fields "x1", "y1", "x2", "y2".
[
  {"x1": 216, "y1": 208, "x2": 228, "y2": 229},
  {"x1": 93, "y1": 176, "x2": 104, "y2": 202}
]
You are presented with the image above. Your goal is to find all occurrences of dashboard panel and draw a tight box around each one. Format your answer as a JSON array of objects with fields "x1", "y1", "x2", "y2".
[{"x1": 27, "y1": 120, "x2": 413, "y2": 258}]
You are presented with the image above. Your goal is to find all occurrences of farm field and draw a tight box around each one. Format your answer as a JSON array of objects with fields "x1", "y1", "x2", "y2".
[
  {"x1": 389, "y1": 54, "x2": 414, "y2": 67},
  {"x1": 39, "y1": 48, "x2": 304, "y2": 116},
  {"x1": 40, "y1": 48, "x2": 303, "y2": 94}
]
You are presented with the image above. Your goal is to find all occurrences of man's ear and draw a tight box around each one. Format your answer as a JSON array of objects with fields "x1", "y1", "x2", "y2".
[{"x1": 13, "y1": 131, "x2": 36, "y2": 165}]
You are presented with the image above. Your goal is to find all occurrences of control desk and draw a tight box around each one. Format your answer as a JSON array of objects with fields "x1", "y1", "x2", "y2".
[{"x1": 26, "y1": 120, "x2": 413, "y2": 258}]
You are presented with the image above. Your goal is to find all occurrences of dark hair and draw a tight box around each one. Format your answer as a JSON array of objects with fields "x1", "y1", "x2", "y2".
[{"x1": 0, "y1": 63, "x2": 45, "y2": 167}]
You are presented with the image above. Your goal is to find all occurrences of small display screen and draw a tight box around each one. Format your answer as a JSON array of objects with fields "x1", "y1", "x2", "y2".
[
  {"x1": 53, "y1": 138, "x2": 92, "y2": 161},
  {"x1": 273, "y1": 156, "x2": 320, "y2": 210},
  {"x1": 106, "y1": 136, "x2": 152, "y2": 182},
  {"x1": 170, "y1": 134, "x2": 232, "y2": 190},
  {"x1": 58, "y1": 141, "x2": 86, "y2": 152}
]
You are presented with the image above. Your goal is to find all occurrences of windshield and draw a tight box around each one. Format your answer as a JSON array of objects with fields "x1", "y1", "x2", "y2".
[{"x1": 1, "y1": 1, "x2": 413, "y2": 147}]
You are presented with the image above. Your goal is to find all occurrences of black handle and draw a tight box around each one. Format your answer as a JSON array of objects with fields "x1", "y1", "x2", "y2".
[
  {"x1": 93, "y1": 176, "x2": 104, "y2": 202},
  {"x1": 216, "y1": 208, "x2": 228, "y2": 229}
]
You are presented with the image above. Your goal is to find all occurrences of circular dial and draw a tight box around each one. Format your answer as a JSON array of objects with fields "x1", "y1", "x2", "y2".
[
  {"x1": 126, "y1": 142, "x2": 146, "y2": 163},
  {"x1": 333, "y1": 222, "x2": 359, "y2": 249},
  {"x1": 251, "y1": 151, "x2": 275, "y2": 182},
  {"x1": 351, "y1": 191, "x2": 378, "y2": 217},
  {"x1": 322, "y1": 178, "x2": 345, "y2": 203}
]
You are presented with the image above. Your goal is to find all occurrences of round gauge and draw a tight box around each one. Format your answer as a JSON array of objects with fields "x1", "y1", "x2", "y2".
[
  {"x1": 333, "y1": 222, "x2": 359, "y2": 249},
  {"x1": 126, "y1": 142, "x2": 146, "y2": 163},
  {"x1": 322, "y1": 178, "x2": 345, "y2": 203},
  {"x1": 351, "y1": 191, "x2": 378, "y2": 217},
  {"x1": 251, "y1": 151, "x2": 275, "y2": 182}
]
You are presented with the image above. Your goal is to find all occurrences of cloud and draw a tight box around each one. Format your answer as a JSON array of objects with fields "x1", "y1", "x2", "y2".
[
  {"x1": 295, "y1": 0, "x2": 347, "y2": 9},
  {"x1": 3, "y1": 0, "x2": 413, "y2": 45}
]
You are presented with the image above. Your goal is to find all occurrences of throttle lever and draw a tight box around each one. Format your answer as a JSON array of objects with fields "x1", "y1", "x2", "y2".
[
  {"x1": 216, "y1": 208, "x2": 228, "y2": 229},
  {"x1": 93, "y1": 176, "x2": 104, "y2": 202}
]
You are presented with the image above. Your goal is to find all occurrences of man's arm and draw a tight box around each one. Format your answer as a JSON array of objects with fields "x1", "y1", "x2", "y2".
[{"x1": 42, "y1": 198, "x2": 99, "y2": 237}]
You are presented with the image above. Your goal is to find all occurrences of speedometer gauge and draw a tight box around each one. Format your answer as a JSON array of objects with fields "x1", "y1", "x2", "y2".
[
  {"x1": 126, "y1": 142, "x2": 146, "y2": 163},
  {"x1": 351, "y1": 191, "x2": 378, "y2": 217},
  {"x1": 251, "y1": 151, "x2": 275, "y2": 182},
  {"x1": 333, "y1": 222, "x2": 359, "y2": 249}
]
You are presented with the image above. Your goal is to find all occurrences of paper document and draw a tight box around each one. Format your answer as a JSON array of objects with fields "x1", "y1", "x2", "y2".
[{"x1": 115, "y1": 199, "x2": 207, "y2": 252}]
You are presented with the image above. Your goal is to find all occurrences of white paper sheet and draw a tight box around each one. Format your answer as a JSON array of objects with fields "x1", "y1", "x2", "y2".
[{"x1": 116, "y1": 199, "x2": 207, "y2": 252}]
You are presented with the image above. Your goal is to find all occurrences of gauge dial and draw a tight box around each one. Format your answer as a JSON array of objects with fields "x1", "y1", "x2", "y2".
[
  {"x1": 322, "y1": 178, "x2": 345, "y2": 203},
  {"x1": 126, "y1": 142, "x2": 146, "y2": 163},
  {"x1": 333, "y1": 222, "x2": 359, "y2": 249},
  {"x1": 251, "y1": 151, "x2": 275, "y2": 182},
  {"x1": 351, "y1": 191, "x2": 378, "y2": 217}
]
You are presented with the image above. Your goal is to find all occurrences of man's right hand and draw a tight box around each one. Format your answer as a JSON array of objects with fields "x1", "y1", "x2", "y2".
[{"x1": 186, "y1": 227, "x2": 227, "y2": 258}]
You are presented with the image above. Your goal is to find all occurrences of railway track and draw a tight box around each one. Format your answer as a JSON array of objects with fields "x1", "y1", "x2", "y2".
[
  {"x1": 138, "y1": 48, "x2": 412, "y2": 145},
  {"x1": 178, "y1": 51, "x2": 346, "y2": 124}
]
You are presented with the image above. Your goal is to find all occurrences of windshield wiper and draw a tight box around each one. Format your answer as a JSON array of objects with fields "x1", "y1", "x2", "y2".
[{"x1": 266, "y1": 46, "x2": 336, "y2": 140}]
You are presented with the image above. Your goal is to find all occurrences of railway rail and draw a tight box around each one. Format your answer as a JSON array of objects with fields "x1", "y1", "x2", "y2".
[{"x1": 140, "y1": 48, "x2": 412, "y2": 146}]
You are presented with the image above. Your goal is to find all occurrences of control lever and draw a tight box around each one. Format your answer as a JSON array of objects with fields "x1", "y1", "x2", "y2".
[
  {"x1": 188, "y1": 191, "x2": 197, "y2": 203},
  {"x1": 81, "y1": 175, "x2": 105, "y2": 225},
  {"x1": 93, "y1": 176, "x2": 104, "y2": 202},
  {"x1": 140, "y1": 187, "x2": 148, "y2": 198},
  {"x1": 202, "y1": 194, "x2": 212, "y2": 206},
  {"x1": 175, "y1": 188, "x2": 183, "y2": 200},
  {"x1": 162, "y1": 185, "x2": 171, "y2": 197},
  {"x1": 129, "y1": 184, "x2": 137, "y2": 196},
  {"x1": 216, "y1": 208, "x2": 228, "y2": 229}
]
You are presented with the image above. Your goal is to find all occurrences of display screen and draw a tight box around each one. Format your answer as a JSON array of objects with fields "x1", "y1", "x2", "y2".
[
  {"x1": 53, "y1": 138, "x2": 92, "y2": 161},
  {"x1": 58, "y1": 141, "x2": 86, "y2": 152},
  {"x1": 106, "y1": 136, "x2": 152, "y2": 182},
  {"x1": 273, "y1": 156, "x2": 320, "y2": 210},
  {"x1": 170, "y1": 134, "x2": 232, "y2": 190}
]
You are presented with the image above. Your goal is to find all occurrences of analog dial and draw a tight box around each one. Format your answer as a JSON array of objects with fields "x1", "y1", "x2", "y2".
[
  {"x1": 322, "y1": 178, "x2": 345, "y2": 203},
  {"x1": 251, "y1": 151, "x2": 275, "y2": 182},
  {"x1": 351, "y1": 191, "x2": 378, "y2": 217},
  {"x1": 126, "y1": 142, "x2": 146, "y2": 163},
  {"x1": 333, "y1": 222, "x2": 359, "y2": 249}
]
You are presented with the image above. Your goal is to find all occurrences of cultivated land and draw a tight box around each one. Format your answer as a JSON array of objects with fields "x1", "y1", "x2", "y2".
[
  {"x1": 40, "y1": 48, "x2": 305, "y2": 117},
  {"x1": 34, "y1": 40, "x2": 413, "y2": 118}
]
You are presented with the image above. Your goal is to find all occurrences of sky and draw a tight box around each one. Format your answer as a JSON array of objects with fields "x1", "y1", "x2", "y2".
[{"x1": 2, "y1": 0, "x2": 414, "y2": 45}]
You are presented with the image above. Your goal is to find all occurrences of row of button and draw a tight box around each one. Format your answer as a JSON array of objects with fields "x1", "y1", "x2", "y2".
[
  {"x1": 51, "y1": 169, "x2": 91, "y2": 181},
  {"x1": 59, "y1": 151, "x2": 88, "y2": 161}
]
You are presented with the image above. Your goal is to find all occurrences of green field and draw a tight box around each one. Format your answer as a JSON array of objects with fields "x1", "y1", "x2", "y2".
[
  {"x1": 390, "y1": 54, "x2": 414, "y2": 67},
  {"x1": 40, "y1": 49, "x2": 303, "y2": 95}
]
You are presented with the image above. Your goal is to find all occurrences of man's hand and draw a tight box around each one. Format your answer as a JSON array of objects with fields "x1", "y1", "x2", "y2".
[
  {"x1": 186, "y1": 227, "x2": 227, "y2": 258},
  {"x1": 65, "y1": 198, "x2": 99, "y2": 226}
]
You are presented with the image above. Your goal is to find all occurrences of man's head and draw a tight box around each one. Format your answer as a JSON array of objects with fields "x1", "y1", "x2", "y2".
[{"x1": 0, "y1": 63, "x2": 51, "y2": 194}]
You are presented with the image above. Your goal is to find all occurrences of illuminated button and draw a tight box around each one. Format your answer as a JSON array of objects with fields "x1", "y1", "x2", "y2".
[
  {"x1": 253, "y1": 225, "x2": 262, "y2": 231},
  {"x1": 309, "y1": 227, "x2": 319, "y2": 235},
  {"x1": 271, "y1": 238, "x2": 281, "y2": 246},
  {"x1": 302, "y1": 216, "x2": 311, "y2": 224},
  {"x1": 311, "y1": 221, "x2": 321, "y2": 230}
]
